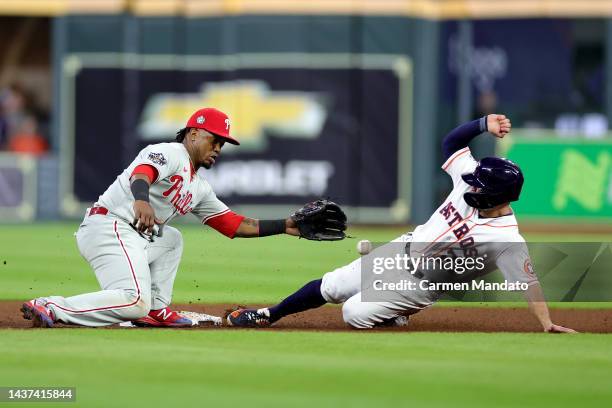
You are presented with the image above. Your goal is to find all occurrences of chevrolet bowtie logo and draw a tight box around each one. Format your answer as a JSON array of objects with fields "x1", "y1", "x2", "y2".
[{"x1": 138, "y1": 80, "x2": 327, "y2": 151}]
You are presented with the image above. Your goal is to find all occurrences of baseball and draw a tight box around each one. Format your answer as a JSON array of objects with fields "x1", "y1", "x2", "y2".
[{"x1": 357, "y1": 239, "x2": 372, "y2": 255}]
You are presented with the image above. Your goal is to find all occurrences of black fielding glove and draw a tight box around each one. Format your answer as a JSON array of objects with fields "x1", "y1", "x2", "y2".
[{"x1": 290, "y1": 199, "x2": 347, "y2": 241}]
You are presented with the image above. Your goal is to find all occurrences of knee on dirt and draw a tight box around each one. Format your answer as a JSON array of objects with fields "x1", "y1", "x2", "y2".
[
  {"x1": 121, "y1": 290, "x2": 151, "y2": 320},
  {"x1": 341, "y1": 299, "x2": 374, "y2": 329}
]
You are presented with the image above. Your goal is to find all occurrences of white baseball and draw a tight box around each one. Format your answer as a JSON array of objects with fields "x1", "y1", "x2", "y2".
[{"x1": 357, "y1": 239, "x2": 372, "y2": 255}]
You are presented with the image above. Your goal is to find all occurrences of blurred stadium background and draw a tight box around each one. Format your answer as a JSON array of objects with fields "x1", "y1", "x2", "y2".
[{"x1": 0, "y1": 0, "x2": 611, "y2": 232}]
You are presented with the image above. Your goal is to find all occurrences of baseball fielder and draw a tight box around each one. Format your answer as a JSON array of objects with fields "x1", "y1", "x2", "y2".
[
  {"x1": 21, "y1": 108, "x2": 345, "y2": 328},
  {"x1": 228, "y1": 114, "x2": 577, "y2": 333}
]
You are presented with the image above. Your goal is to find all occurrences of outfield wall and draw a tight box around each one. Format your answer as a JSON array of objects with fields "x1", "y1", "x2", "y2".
[
  {"x1": 51, "y1": 14, "x2": 439, "y2": 224},
  {"x1": 0, "y1": 1, "x2": 610, "y2": 227}
]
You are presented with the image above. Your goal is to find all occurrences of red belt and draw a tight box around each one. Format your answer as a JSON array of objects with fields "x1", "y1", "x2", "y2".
[{"x1": 89, "y1": 207, "x2": 109, "y2": 216}]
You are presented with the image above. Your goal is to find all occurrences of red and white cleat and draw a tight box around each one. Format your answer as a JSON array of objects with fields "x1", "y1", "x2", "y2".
[
  {"x1": 132, "y1": 307, "x2": 193, "y2": 327},
  {"x1": 21, "y1": 299, "x2": 55, "y2": 328}
]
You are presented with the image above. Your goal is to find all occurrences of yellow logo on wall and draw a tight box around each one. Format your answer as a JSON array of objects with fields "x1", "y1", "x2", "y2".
[{"x1": 138, "y1": 80, "x2": 327, "y2": 152}]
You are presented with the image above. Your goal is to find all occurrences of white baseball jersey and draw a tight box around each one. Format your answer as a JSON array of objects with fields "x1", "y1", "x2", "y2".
[
  {"x1": 319, "y1": 146, "x2": 537, "y2": 328},
  {"x1": 97, "y1": 142, "x2": 229, "y2": 225},
  {"x1": 409, "y1": 147, "x2": 537, "y2": 286}
]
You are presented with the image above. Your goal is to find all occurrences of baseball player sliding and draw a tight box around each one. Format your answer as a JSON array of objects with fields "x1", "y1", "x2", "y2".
[
  {"x1": 228, "y1": 114, "x2": 577, "y2": 333},
  {"x1": 21, "y1": 108, "x2": 347, "y2": 328}
]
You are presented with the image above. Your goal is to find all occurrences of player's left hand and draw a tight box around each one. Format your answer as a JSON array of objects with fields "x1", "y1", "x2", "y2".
[
  {"x1": 545, "y1": 324, "x2": 578, "y2": 334},
  {"x1": 284, "y1": 218, "x2": 301, "y2": 236},
  {"x1": 487, "y1": 114, "x2": 511, "y2": 138}
]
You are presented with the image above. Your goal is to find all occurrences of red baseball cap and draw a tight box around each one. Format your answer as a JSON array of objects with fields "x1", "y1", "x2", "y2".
[{"x1": 185, "y1": 108, "x2": 239, "y2": 145}]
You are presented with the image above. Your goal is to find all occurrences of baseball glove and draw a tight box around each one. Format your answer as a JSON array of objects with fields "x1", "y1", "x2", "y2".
[{"x1": 291, "y1": 199, "x2": 347, "y2": 241}]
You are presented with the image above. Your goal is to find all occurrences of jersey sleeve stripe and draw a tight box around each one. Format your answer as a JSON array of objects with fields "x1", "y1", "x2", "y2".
[
  {"x1": 131, "y1": 164, "x2": 159, "y2": 184},
  {"x1": 201, "y1": 208, "x2": 231, "y2": 224},
  {"x1": 206, "y1": 211, "x2": 245, "y2": 238},
  {"x1": 442, "y1": 147, "x2": 470, "y2": 171}
]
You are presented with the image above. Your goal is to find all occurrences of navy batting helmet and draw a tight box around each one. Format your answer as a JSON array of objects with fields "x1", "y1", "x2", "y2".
[{"x1": 461, "y1": 157, "x2": 524, "y2": 209}]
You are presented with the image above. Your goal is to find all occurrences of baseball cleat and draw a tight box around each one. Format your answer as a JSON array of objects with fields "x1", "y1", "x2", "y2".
[
  {"x1": 226, "y1": 308, "x2": 271, "y2": 328},
  {"x1": 21, "y1": 299, "x2": 55, "y2": 328},
  {"x1": 376, "y1": 315, "x2": 410, "y2": 328},
  {"x1": 132, "y1": 307, "x2": 194, "y2": 327},
  {"x1": 392, "y1": 315, "x2": 409, "y2": 327}
]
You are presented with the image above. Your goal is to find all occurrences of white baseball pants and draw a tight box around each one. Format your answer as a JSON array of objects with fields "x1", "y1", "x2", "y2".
[
  {"x1": 320, "y1": 233, "x2": 429, "y2": 328},
  {"x1": 44, "y1": 211, "x2": 183, "y2": 327}
]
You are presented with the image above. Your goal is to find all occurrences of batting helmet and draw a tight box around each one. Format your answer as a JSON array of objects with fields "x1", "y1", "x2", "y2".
[{"x1": 461, "y1": 157, "x2": 524, "y2": 209}]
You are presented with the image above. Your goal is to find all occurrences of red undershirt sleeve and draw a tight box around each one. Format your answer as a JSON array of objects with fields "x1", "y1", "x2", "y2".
[
  {"x1": 205, "y1": 211, "x2": 245, "y2": 238},
  {"x1": 131, "y1": 164, "x2": 159, "y2": 183}
]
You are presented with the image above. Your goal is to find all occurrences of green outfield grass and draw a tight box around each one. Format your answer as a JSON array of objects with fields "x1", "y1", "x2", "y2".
[
  {"x1": 1, "y1": 223, "x2": 611, "y2": 408},
  {"x1": 0, "y1": 222, "x2": 408, "y2": 303},
  {"x1": 1, "y1": 222, "x2": 611, "y2": 304},
  {"x1": 1, "y1": 329, "x2": 611, "y2": 408}
]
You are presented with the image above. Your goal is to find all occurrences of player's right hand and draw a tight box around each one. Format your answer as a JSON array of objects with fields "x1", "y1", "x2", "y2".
[
  {"x1": 486, "y1": 114, "x2": 511, "y2": 138},
  {"x1": 133, "y1": 200, "x2": 161, "y2": 234},
  {"x1": 545, "y1": 324, "x2": 578, "y2": 334}
]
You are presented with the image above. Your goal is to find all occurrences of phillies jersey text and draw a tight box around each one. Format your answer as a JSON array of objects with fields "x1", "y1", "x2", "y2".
[{"x1": 97, "y1": 143, "x2": 229, "y2": 225}]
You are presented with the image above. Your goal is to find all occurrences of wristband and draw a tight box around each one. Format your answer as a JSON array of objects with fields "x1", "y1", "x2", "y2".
[
  {"x1": 130, "y1": 178, "x2": 150, "y2": 202},
  {"x1": 259, "y1": 219, "x2": 286, "y2": 237},
  {"x1": 479, "y1": 116, "x2": 488, "y2": 133}
]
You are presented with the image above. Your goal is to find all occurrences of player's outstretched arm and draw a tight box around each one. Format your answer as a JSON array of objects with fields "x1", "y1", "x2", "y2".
[
  {"x1": 525, "y1": 283, "x2": 577, "y2": 333},
  {"x1": 441, "y1": 114, "x2": 511, "y2": 160},
  {"x1": 234, "y1": 217, "x2": 299, "y2": 238},
  {"x1": 233, "y1": 200, "x2": 347, "y2": 241}
]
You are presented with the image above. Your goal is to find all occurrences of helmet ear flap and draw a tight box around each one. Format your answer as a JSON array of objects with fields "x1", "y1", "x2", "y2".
[
  {"x1": 463, "y1": 191, "x2": 504, "y2": 209},
  {"x1": 464, "y1": 192, "x2": 488, "y2": 209}
]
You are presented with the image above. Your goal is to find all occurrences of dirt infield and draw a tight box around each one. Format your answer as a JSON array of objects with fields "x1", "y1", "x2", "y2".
[{"x1": 2, "y1": 301, "x2": 610, "y2": 332}]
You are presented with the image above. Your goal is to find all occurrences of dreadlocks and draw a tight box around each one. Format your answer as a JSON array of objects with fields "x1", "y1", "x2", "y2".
[{"x1": 175, "y1": 128, "x2": 188, "y2": 143}]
